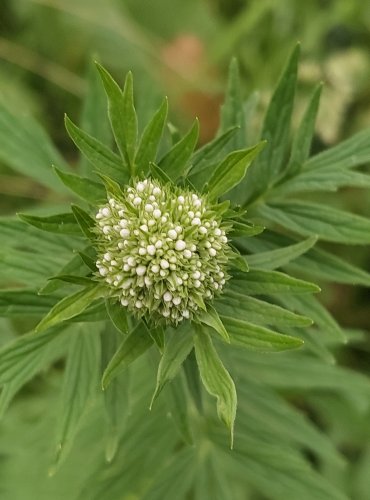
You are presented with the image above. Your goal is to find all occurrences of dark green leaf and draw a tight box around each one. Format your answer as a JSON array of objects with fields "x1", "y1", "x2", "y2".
[
  {"x1": 96, "y1": 65, "x2": 137, "y2": 171},
  {"x1": 258, "y1": 201, "x2": 370, "y2": 244},
  {"x1": 194, "y1": 327, "x2": 237, "y2": 447},
  {"x1": 65, "y1": 114, "x2": 128, "y2": 183},
  {"x1": 135, "y1": 98, "x2": 168, "y2": 171},
  {"x1": 71, "y1": 204, "x2": 95, "y2": 240},
  {"x1": 0, "y1": 289, "x2": 58, "y2": 317},
  {"x1": 198, "y1": 305, "x2": 230, "y2": 342},
  {"x1": 222, "y1": 316, "x2": 303, "y2": 351},
  {"x1": 149, "y1": 162, "x2": 172, "y2": 184},
  {"x1": 54, "y1": 167, "x2": 106, "y2": 204},
  {"x1": 35, "y1": 284, "x2": 105, "y2": 333},
  {"x1": 207, "y1": 142, "x2": 265, "y2": 200},
  {"x1": 106, "y1": 299, "x2": 129, "y2": 335},
  {"x1": 18, "y1": 212, "x2": 81, "y2": 236},
  {"x1": 230, "y1": 220, "x2": 265, "y2": 237},
  {"x1": 158, "y1": 119, "x2": 199, "y2": 180},
  {"x1": 151, "y1": 325, "x2": 193, "y2": 407},
  {"x1": 102, "y1": 321, "x2": 153, "y2": 389}
]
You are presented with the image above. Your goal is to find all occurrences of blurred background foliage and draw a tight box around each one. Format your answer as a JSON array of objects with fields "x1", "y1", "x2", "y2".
[{"x1": 1, "y1": 2, "x2": 370, "y2": 496}]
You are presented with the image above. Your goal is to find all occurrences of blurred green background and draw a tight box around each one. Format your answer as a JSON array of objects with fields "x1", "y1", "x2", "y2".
[{"x1": 1, "y1": 0, "x2": 369, "y2": 332}]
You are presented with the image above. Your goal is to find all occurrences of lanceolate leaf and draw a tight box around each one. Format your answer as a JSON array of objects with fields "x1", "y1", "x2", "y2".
[
  {"x1": 242, "y1": 44, "x2": 300, "y2": 205},
  {"x1": 151, "y1": 325, "x2": 194, "y2": 407},
  {"x1": 102, "y1": 321, "x2": 153, "y2": 389},
  {"x1": 71, "y1": 204, "x2": 95, "y2": 240},
  {"x1": 198, "y1": 305, "x2": 230, "y2": 342},
  {"x1": 96, "y1": 65, "x2": 138, "y2": 171},
  {"x1": 245, "y1": 235, "x2": 318, "y2": 270},
  {"x1": 258, "y1": 201, "x2": 370, "y2": 244},
  {"x1": 65, "y1": 115, "x2": 128, "y2": 183},
  {"x1": 194, "y1": 327, "x2": 237, "y2": 447},
  {"x1": 230, "y1": 220, "x2": 265, "y2": 237},
  {"x1": 51, "y1": 326, "x2": 100, "y2": 472},
  {"x1": 284, "y1": 82, "x2": 322, "y2": 178},
  {"x1": 106, "y1": 299, "x2": 129, "y2": 335},
  {"x1": 135, "y1": 98, "x2": 168, "y2": 171},
  {"x1": 0, "y1": 289, "x2": 58, "y2": 317},
  {"x1": 35, "y1": 284, "x2": 105, "y2": 333},
  {"x1": 229, "y1": 269, "x2": 320, "y2": 295},
  {"x1": 18, "y1": 213, "x2": 82, "y2": 236},
  {"x1": 54, "y1": 167, "x2": 106, "y2": 205},
  {"x1": 158, "y1": 119, "x2": 199, "y2": 180},
  {"x1": 221, "y1": 316, "x2": 303, "y2": 351},
  {"x1": 207, "y1": 142, "x2": 265, "y2": 200}
]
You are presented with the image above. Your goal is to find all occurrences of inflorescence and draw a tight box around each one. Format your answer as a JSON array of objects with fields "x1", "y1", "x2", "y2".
[{"x1": 95, "y1": 179, "x2": 230, "y2": 324}]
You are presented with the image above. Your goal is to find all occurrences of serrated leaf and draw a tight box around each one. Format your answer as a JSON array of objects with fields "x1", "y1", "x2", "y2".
[
  {"x1": 246, "y1": 235, "x2": 318, "y2": 270},
  {"x1": 151, "y1": 325, "x2": 193, "y2": 407},
  {"x1": 51, "y1": 326, "x2": 100, "y2": 473},
  {"x1": 96, "y1": 65, "x2": 137, "y2": 171},
  {"x1": 102, "y1": 321, "x2": 153, "y2": 389},
  {"x1": 54, "y1": 167, "x2": 106, "y2": 204},
  {"x1": 198, "y1": 305, "x2": 230, "y2": 342},
  {"x1": 207, "y1": 142, "x2": 265, "y2": 200},
  {"x1": 222, "y1": 316, "x2": 303, "y2": 351},
  {"x1": 258, "y1": 201, "x2": 370, "y2": 244},
  {"x1": 194, "y1": 327, "x2": 237, "y2": 447},
  {"x1": 18, "y1": 212, "x2": 82, "y2": 236},
  {"x1": 242, "y1": 44, "x2": 300, "y2": 204},
  {"x1": 0, "y1": 103, "x2": 69, "y2": 191},
  {"x1": 135, "y1": 98, "x2": 168, "y2": 171},
  {"x1": 71, "y1": 204, "x2": 95, "y2": 240},
  {"x1": 65, "y1": 114, "x2": 128, "y2": 183},
  {"x1": 217, "y1": 290, "x2": 313, "y2": 328},
  {"x1": 158, "y1": 119, "x2": 199, "y2": 180},
  {"x1": 35, "y1": 284, "x2": 105, "y2": 333},
  {"x1": 229, "y1": 269, "x2": 320, "y2": 295}
]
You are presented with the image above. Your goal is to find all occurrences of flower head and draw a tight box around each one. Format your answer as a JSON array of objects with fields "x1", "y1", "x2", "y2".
[{"x1": 95, "y1": 179, "x2": 230, "y2": 324}]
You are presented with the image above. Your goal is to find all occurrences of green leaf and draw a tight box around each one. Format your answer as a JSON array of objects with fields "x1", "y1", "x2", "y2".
[
  {"x1": 0, "y1": 103, "x2": 69, "y2": 192},
  {"x1": 0, "y1": 289, "x2": 58, "y2": 317},
  {"x1": 305, "y1": 127, "x2": 370, "y2": 171},
  {"x1": 218, "y1": 58, "x2": 246, "y2": 152},
  {"x1": 166, "y1": 373, "x2": 193, "y2": 444},
  {"x1": 217, "y1": 291, "x2": 313, "y2": 328},
  {"x1": 51, "y1": 326, "x2": 100, "y2": 473},
  {"x1": 197, "y1": 305, "x2": 230, "y2": 342},
  {"x1": 135, "y1": 98, "x2": 168, "y2": 171},
  {"x1": 71, "y1": 204, "x2": 95, "y2": 240},
  {"x1": 102, "y1": 321, "x2": 153, "y2": 389},
  {"x1": 229, "y1": 269, "x2": 320, "y2": 295},
  {"x1": 158, "y1": 119, "x2": 199, "y2": 180},
  {"x1": 149, "y1": 162, "x2": 172, "y2": 184},
  {"x1": 207, "y1": 142, "x2": 265, "y2": 200},
  {"x1": 246, "y1": 235, "x2": 318, "y2": 270},
  {"x1": 0, "y1": 327, "x2": 64, "y2": 385},
  {"x1": 65, "y1": 114, "x2": 128, "y2": 183},
  {"x1": 148, "y1": 325, "x2": 165, "y2": 352},
  {"x1": 229, "y1": 250, "x2": 249, "y2": 272},
  {"x1": 53, "y1": 167, "x2": 106, "y2": 204},
  {"x1": 242, "y1": 44, "x2": 300, "y2": 204},
  {"x1": 18, "y1": 212, "x2": 81, "y2": 236},
  {"x1": 35, "y1": 284, "x2": 105, "y2": 333},
  {"x1": 222, "y1": 316, "x2": 303, "y2": 351},
  {"x1": 48, "y1": 275, "x2": 93, "y2": 286},
  {"x1": 96, "y1": 65, "x2": 138, "y2": 171},
  {"x1": 258, "y1": 201, "x2": 370, "y2": 244},
  {"x1": 230, "y1": 220, "x2": 265, "y2": 237},
  {"x1": 106, "y1": 299, "x2": 129, "y2": 335},
  {"x1": 150, "y1": 325, "x2": 193, "y2": 407},
  {"x1": 284, "y1": 82, "x2": 322, "y2": 178},
  {"x1": 194, "y1": 327, "x2": 237, "y2": 447}
]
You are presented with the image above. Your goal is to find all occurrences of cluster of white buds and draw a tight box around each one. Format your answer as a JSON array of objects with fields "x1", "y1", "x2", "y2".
[{"x1": 95, "y1": 179, "x2": 230, "y2": 324}]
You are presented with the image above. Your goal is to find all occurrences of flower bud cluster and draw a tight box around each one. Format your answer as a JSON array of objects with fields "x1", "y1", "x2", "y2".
[{"x1": 95, "y1": 179, "x2": 230, "y2": 324}]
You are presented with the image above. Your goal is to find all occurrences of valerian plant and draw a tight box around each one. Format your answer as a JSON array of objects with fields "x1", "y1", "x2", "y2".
[{"x1": 1, "y1": 45, "x2": 370, "y2": 499}]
